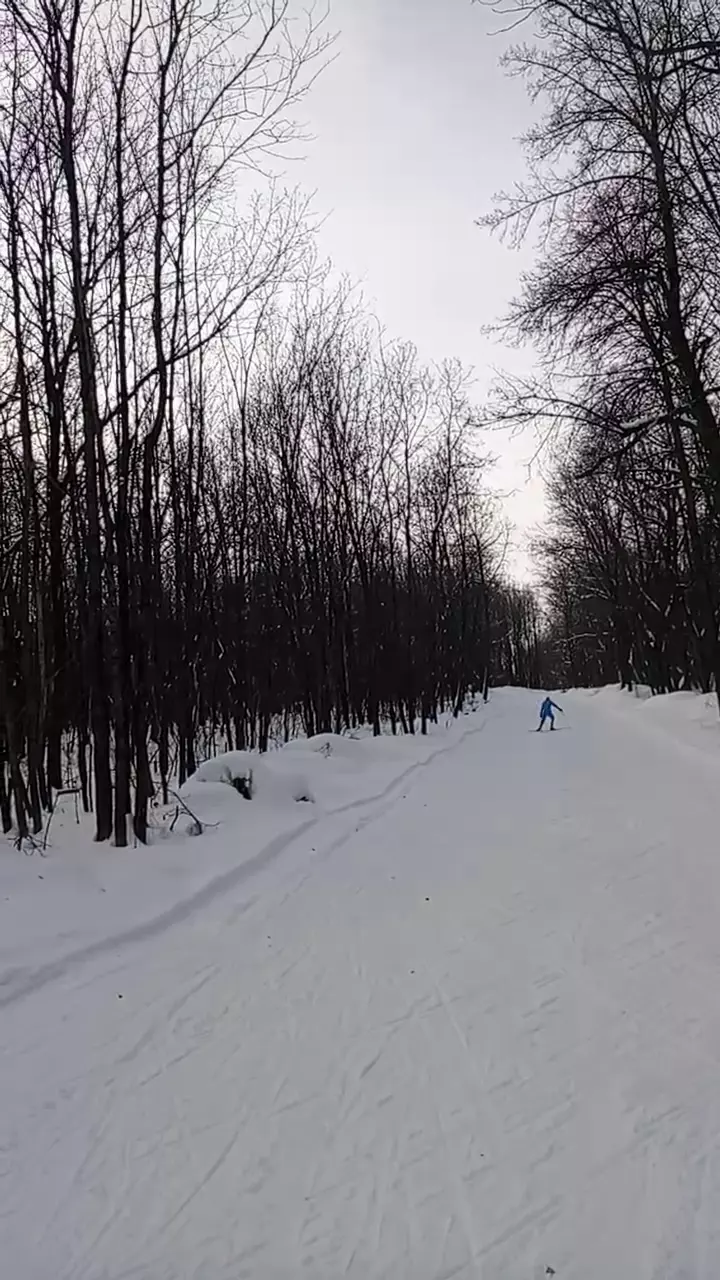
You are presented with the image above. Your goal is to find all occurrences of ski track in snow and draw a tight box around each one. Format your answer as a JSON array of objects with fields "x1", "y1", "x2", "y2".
[
  {"x1": 3, "y1": 690, "x2": 720, "y2": 1278},
  {"x1": 0, "y1": 714, "x2": 490, "y2": 1011}
]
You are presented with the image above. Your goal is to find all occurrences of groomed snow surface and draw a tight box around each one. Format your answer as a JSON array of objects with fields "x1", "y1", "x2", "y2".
[{"x1": 3, "y1": 686, "x2": 720, "y2": 1279}]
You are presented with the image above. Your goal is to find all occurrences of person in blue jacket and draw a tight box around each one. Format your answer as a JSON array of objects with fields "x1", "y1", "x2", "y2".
[{"x1": 537, "y1": 694, "x2": 563, "y2": 731}]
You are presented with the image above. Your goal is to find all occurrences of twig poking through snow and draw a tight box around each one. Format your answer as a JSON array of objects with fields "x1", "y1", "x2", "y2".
[{"x1": 168, "y1": 789, "x2": 219, "y2": 837}]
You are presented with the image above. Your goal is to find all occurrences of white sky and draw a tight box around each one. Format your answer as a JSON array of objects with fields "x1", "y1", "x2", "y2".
[{"x1": 295, "y1": 0, "x2": 547, "y2": 581}]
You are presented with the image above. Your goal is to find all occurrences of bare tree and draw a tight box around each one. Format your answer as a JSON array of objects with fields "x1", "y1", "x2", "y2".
[{"x1": 481, "y1": 0, "x2": 720, "y2": 702}]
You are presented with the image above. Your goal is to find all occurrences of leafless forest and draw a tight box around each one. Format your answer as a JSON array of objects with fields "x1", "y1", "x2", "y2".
[
  {"x1": 0, "y1": 1, "x2": 545, "y2": 844},
  {"x1": 488, "y1": 0, "x2": 720, "y2": 701}
]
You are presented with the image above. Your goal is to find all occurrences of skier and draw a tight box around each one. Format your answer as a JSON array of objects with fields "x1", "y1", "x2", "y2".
[{"x1": 537, "y1": 694, "x2": 563, "y2": 731}]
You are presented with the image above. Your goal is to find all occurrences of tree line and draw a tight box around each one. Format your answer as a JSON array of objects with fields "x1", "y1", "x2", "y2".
[
  {"x1": 0, "y1": 0, "x2": 540, "y2": 846},
  {"x1": 485, "y1": 0, "x2": 720, "y2": 702}
]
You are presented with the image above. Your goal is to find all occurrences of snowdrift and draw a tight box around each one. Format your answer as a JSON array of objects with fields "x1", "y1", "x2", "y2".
[
  {"x1": 570, "y1": 684, "x2": 720, "y2": 764},
  {"x1": 0, "y1": 703, "x2": 498, "y2": 983}
]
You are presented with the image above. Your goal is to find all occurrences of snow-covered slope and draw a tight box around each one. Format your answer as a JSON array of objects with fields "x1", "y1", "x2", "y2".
[
  {"x1": 573, "y1": 684, "x2": 720, "y2": 765},
  {"x1": 3, "y1": 687, "x2": 720, "y2": 1279},
  {"x1": 0, "y1": 714, "x2": 487, "y2": 978}
]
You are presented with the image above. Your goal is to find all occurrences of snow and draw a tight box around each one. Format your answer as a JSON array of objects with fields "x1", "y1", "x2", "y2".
[
  {"x1": 0, "y1": 717, "x2": 480, "y2": 979},
  {"x1": 573, "y1": 684, "x2": 720, "y2": 766},
  {"x1": 190, "y1": 749, "x2": 314, "y2": 804},
  {"x1": 3, "y1": 687, "x2": 720, "y2": 1277}
]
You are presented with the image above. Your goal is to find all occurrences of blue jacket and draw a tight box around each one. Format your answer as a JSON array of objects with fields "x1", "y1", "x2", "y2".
[{"x1": 541, "y1": 697, "x2": 561, "y2": 717}]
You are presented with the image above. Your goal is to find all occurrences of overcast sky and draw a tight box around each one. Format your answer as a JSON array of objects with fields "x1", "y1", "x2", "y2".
[{"x1": 295, "y1": 0, "x2": 546, "y2": 579}]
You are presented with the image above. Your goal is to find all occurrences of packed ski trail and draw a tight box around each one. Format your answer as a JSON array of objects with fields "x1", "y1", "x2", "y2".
[{"x1": 4, "y1": 689, "x2": 720, "y2": 1280}]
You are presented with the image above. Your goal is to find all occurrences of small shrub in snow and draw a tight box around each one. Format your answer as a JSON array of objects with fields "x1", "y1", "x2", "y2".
[{"x1": 230, "y1": 770, "x2": 253, "y2": 800}]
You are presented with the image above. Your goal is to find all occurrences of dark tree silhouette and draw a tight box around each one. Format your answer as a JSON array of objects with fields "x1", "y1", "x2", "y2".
[{"x1": 482, "y1": 0, "x2": 720, "y2": 703}]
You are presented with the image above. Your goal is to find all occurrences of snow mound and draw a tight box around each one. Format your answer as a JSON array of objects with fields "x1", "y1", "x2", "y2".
[
  {"x1": 284, "y1": 731, "x2": 361, "y2": 754},
  {"x1": 571, "y1": 684, "x2": 720, "y2": 763},
  {"x1": 189, "y1": 751, "x2": 314, "y2": 806}
]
